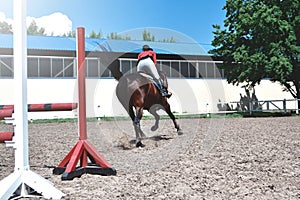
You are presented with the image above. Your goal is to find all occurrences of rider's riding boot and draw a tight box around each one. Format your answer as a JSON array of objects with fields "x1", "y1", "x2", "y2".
[{"x1": 155, "y1": 78, "x2": 172, "y2": 98}]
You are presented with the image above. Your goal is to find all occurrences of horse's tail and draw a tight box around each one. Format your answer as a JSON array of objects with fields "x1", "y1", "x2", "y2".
[
  {"x1": 116, "y1": 75, "x2": 132, "y2": 114},
  {"x1": 107, "y1": 59, "x2": 123, "y2": 81}
]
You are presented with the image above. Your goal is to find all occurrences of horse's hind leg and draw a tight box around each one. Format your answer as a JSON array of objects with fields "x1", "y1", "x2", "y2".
[
  {"x1": 149, "y1": 105, "x2": 160, "y2": 131},
  {"x1": 133, "y1": 107, "x2": 146, "y2": 147},
  {"x1": 163, "y1": 101, "x2": 183, "y2": 135}
]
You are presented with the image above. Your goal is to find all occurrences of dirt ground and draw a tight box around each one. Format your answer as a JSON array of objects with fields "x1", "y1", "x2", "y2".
[{"x1": 0, "y1": 116, "x2": 299, "y2": 200}]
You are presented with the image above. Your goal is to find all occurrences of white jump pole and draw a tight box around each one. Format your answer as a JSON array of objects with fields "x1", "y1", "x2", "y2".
[{"x1": 0, "y1": 0, "x2": 64, "y2": 199}]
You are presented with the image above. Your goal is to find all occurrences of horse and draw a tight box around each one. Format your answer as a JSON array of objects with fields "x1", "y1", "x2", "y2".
[{"x1": 114, "y1": 70, "x2": 183, "y2": 147}]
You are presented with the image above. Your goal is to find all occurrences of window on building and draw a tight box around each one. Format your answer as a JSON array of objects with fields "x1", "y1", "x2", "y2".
[
  {"x1": 171, "y1": 61, "x2": 180, "y2": 78},
  {"x1": 0, "y1": 55, "x2": 224, "y2": 79},
  {"x1": 87, "y1": 59, "x2": 99, "y2": 78},
  {"x1": 160, "y1": 61, "x2": 171, "y2": 77},
  {"x1": 120, "y1": 60, "x2": 131, "y2": 75},
  {"x1": 180, "y1": 61, "x2": 189, "y2": 78},
  {"x1": 63, "y1": 58, "x2": 75, "y2": 77},
  {"x1": 28, "y1": 57, "x2": 38, "y2": 77},
  {"x1": 100, "y1": 61, "x2": 110, "y2": 77},
  {"x1": 198, "y1": 62, "x2": 206, "y2": 78},
  {"x1": 0, "y1": 57, "x2": 13, "y2": 77},
  {"x1": 52, "y1": 58, "x2": 63, "y2": 77},
  {"x1": 39, "y1": 58, "x2": 51, "y2": 77},
  {"x1": 206, "y1": 62, "x2": 215, "y2": 78},
  {"x1": 190, "y1": 62, "x2": 198, "y2": 78}
]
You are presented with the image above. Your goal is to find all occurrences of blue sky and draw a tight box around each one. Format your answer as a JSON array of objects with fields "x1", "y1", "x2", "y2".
[{"x1": 0, "y1": 0, "x2": 226, "y2": 49}]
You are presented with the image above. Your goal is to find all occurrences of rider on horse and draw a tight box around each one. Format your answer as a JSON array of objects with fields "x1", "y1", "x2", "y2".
[{"x1": 137, "y1": 45, "x2": 172, "y2": 98}]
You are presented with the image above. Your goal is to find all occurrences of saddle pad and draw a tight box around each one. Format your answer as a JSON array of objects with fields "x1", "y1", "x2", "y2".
[
  {"x1": 138, "y1": 72, "x2": 153, "y2": 80},
  {"x1": 138, "y1": 72, "x2": 160, "y2": 90}
]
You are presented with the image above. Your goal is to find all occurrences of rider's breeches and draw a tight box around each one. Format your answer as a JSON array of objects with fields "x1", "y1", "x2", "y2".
[{"x1": 137, "y1": 57, "x2": 160, "y2": 80}]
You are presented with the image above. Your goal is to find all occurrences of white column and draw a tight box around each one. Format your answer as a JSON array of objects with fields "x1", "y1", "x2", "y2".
[{"x1": 13, "y1": 0, "x2": 29, "y2": 171}]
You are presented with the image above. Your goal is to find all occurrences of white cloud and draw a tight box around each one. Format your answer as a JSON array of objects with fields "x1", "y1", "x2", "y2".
[
  {"x1": 0, "y1": 11, "x2": 72, "y2": 36},
  {"x1": 27, "y1": 12, "x2": 72, "y2": 36},
  {"x1": 0, "y1": 12, "x2": 13, "y2": 25}
]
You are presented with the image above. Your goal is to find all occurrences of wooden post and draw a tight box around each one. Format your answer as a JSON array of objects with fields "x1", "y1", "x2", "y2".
[
  {"x1": 283, "y1": 99, "x2": 286, "y2": 113},
  {"x1": 77, "y1": 27, "x2": 87, "y2": 140}
]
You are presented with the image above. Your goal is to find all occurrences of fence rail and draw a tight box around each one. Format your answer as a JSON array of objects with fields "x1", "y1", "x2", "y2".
[{"x1": 230, "y1": 98, "x2": 300, "y2": 114}]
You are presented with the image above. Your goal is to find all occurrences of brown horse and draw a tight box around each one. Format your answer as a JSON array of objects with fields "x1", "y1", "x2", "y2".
[{"x1": 115, "y1": 71, "x2": 183, "y2": 147}]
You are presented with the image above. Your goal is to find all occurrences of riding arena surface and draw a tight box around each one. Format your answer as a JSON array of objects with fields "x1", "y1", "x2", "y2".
[{"x1": 0, "y1": 116, "x2": 299, "y2": 199}]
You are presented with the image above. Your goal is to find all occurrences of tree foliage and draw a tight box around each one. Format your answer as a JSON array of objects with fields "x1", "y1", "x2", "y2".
[
  {"x1": 159, "y1": 36, "x2": 176, "y2": 43},
  {"x1": 142, "y1": 28, "x2": 155, "y2": 41},
  {"x1": 107, "y1": 32, "x2": 131, "y2": 40},
  {"x1": 210, "y1": 0, "x2": 300, "y2": 99},
  {"x1": 62, "y1": 30, "x2": 76, "y2": 37},
  {"x1": 0, "y1": 21, "x2": 176, "y2": 43},
  {"x1": 0, "y1": 21, "x2": 13, "y2": 34},
  {"x1": 27, "y1": 20, "x2": 46, "y2": 36},
  {"x1": 89, "y1": 30, "x2": 102, "y2": 38}
]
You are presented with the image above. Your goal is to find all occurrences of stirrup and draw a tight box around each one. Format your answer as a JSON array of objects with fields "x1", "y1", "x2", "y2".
[{"x1": 161, "y1": 89, "x2": 172, "y2": 98}]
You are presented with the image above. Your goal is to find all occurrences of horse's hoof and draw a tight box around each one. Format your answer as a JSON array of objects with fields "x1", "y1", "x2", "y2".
[
  {"x1": 151, "y1": 125, "x2": 158, "y2": 131},
  {"x1": 136, "y1": 141, "x2": 145, "y2": 148},
  {"x1": 177, "y1": 129, "x2": 183, "y2": 135}
]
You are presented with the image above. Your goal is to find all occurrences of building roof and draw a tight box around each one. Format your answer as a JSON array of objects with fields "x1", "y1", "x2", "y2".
[{"x1": 0, "y1": 34, "x2": 209, "y2": 56}]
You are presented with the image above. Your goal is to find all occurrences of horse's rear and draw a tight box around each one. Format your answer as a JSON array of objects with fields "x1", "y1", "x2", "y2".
[
  {"x1": 116, "y1": 72, "x2": 182, "y2": 147},
  {"x1": 116, "y1": 73, "x2": 152, "y2": 114},
  {"x1": 116, "y1": 73, "x2": 166, "y2": 116}
]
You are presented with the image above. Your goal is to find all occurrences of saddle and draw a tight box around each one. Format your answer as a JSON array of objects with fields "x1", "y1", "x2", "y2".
[
  {"x1": 137, "y1": 71, "x2": 172, "y2": 98},
  {"x1": 138, "y1": 72, "x2": 162, "y2": 90}
]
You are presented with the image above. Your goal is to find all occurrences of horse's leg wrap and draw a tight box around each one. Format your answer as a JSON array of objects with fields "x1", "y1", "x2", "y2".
[
  {"x1": 133, "y1": 117, "x2": 141, "y2": 141},
  {"x1": 149, "y1": 106, "x2": 160, "y2": 131},
  {"x1": 133, "y1": 107, "x2": 146, "y2": 143}
]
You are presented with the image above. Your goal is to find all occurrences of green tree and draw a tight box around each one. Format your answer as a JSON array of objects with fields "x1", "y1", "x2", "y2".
[
  {"x1": 142, "y1": 28, "x2": 176, "y2": 42},
  {"x1": 0, "y1": 21, "x2": 13, "y2": 34},
  {"x1": 107, "y1": 32, "x2": 131, "y2": 40},
  {"x1": 89, "y1": 30, "x2": 102, "y2": 38},
  {"x1": 142, "y1": 28, "x2": 155, "y2": 41},
  {"x1": 63, "y1": 30, "x2": 76, "y2": 37},
  {"x1": 210, "y1": 0, "x2": 300, "y2": 103},
  {"x1": 27, "y1": 20, "x2": 46, "y2": 36},
  {"x1": 159, "y1": 36, "x2": 176, "y2": 43}
]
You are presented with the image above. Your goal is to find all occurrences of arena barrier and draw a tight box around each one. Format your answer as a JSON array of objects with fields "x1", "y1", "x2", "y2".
[
  {"x1": 0, "y1": 103, "x2": 77, "y2": 143},
  {"x1": 0, "y1": 132, "x2": 14, "y2": 143},
  {"x1": 0, "y1": 103, "x2": 77, "y2": 112},
  {"x1": 0, "y1": 109, "x2": 13, "y2": 120}
]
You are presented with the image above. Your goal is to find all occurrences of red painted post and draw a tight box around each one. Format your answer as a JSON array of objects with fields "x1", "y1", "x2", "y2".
[
  {"x1": 53, "y1": 27, "x2": 116, "y2": 180},
  {"x1": 77, "y1": 27, "x2": 87, "y2": 141}
]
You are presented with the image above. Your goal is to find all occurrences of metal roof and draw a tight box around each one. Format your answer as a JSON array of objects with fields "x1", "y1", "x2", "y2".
[{"x1": 0, "y1": 34, "x2": 208, "y2": 55}]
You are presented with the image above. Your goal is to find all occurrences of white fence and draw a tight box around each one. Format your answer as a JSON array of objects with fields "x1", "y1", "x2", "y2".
[{"x1": 230, "y1": 99, "x2": 300, "y2": 114}]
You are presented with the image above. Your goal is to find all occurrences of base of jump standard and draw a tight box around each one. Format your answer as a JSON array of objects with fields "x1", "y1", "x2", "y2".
[
  {"x1": 52, "y1": 27, "x2": 116, "y2": 181},
  {"x1": 0, "y1": 170, "x2": 65, "y2": 199},
  {"x1": 53, "y1": 139, "x2": 116, "y2": 180}
]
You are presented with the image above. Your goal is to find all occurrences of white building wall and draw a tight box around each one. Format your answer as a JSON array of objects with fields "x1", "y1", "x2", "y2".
[{"x1": 0, "y1": 79, "x2": 295, "y2": 119}]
